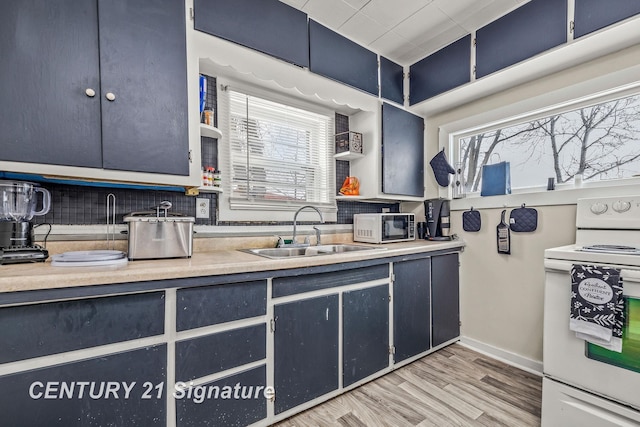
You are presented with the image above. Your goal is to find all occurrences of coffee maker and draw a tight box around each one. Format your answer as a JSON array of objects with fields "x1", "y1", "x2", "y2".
[
  {"x1": 0, "y1": 180, "x2": 50, "y2": 264},
  {"x1": 424, "y1": 198, "x2": 451, "y2": 241}
]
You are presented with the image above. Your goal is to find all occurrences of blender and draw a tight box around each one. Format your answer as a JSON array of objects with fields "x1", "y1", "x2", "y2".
[{"x1": 0, "y1": 180, "x2": 51, "y2": 264}]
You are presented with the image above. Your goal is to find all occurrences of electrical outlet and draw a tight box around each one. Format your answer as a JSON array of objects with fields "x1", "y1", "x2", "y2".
[{"x1": 196, "y1": 198, "x2": 210, "y2": 219}]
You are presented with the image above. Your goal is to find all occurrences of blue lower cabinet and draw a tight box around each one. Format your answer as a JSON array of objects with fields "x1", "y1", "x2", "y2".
[
  {"x1": 343, "y1": 285, "x2": 390, "y2": 387},
  {"x1": 176, "y1": 324, "x2": 266, "y2": 381},
  {"x1": 175, "y1": 365, "x2": 267, "y2": 427},
  {"x1": 0, "y1": 292, "x2": 165, "y2": 364},
  {"x1": 0, "y1": 345, "x2": 167, "y2": 426},
  {"x1": 274, "y1": 294, "x2": 339, "y2": 414},
  {"x1": 431, "y1": 254, "x2": 460, "y2": 347},
  {"x1": 393, "y1": 257, "x2": 432, "y2": 363}
]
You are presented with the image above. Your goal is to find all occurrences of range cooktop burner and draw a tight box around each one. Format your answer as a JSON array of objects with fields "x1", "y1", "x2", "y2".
[{"x1": 578, "y1": 244, "x2": 640, "y2": 255}]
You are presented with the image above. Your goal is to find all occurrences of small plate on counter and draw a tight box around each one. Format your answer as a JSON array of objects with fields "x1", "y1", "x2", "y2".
[{"x1": 51, "y1": 250, "x2": 128, "y2": 267}]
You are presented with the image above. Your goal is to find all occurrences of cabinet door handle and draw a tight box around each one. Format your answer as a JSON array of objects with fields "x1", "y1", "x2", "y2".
[
  {"x1": 105, "y1": 92, "x2": 116, "y2": 101},
  {"x1": 85, "y1": 88, "x2": 96, "y2": 97}
]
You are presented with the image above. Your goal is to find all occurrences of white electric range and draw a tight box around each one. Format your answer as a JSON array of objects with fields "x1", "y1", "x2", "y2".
[{"x1": 543, "y1": 196, "x2": 640, "y2": 426}]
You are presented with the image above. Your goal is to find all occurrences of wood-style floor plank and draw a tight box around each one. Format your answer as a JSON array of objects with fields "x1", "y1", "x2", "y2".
[{"x1": 273, "y1": 343, "x2": 542, "y2": 427}]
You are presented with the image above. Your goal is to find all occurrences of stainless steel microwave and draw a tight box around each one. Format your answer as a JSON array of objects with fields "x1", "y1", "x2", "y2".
[{"x1": 353, "y1": 213, "x2": 415, "y2": 244}]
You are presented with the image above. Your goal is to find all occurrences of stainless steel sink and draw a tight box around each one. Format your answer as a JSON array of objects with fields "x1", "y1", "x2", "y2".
[{"x1": 242, "y1": 244, "x2": 383, "y2": 259}]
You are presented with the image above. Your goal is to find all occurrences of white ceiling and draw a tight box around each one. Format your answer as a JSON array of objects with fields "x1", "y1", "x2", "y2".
[{"x1": 280, "y1": 0, "x2": 530, "y2": 66}]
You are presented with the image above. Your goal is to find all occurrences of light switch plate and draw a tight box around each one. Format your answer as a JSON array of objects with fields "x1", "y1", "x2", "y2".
[{"x1": 196, "y1": 198, "x2": 210, "y2": 219}]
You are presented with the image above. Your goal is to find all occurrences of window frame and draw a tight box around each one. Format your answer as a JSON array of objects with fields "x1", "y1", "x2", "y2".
[
  {"x1": 217, "y1": 78, "x2": 337, "y2": 222},
  {"x1": 441, "y1": 80, "x2": 640, "y2": 210}
]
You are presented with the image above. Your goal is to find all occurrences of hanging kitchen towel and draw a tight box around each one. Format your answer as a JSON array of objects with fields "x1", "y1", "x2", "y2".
[
  {"x1": 480, "y1": 157, "x2": 511, "y2": 196},
  {"x1": 509, "y1": 204, "x2": 538, "y2": 232},
  {"x1": 569, "y1": 264, "x2": 624, "y2": 353},
  {"x1": 429, "y1": 149, "x2": 456, "y2": 187},
  {"x1": 462, "y1": 208, "x2": 481, "y2": 232}
]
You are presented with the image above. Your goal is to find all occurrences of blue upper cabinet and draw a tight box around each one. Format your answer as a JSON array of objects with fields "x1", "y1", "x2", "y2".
[
  {"x1": 380, "y1": 57, "x2": 404, "y2": 105},
  {"x1": 476, "y1": 0, "x2": 567, "y2": 79},
  {"x1": 309, "y1": 20, "x2": 379, "y2": 96},
  {"x1": 194, "y1": 0, "x2": 309, "y2": 68},
  {"x1": 409, "y1": 35, "x2": 471, "y2": 105},
  {"x1": 574, "y1": 0, "x2": 640, "y2": 38}
]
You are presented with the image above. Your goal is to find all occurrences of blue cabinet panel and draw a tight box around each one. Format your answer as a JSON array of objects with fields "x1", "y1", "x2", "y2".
[
  {"x1": 309, "y1": 20, "x2": 379, "y2": 96},
  {"x1": 409, "y1": 35, "x2": 471, "y2": 104},
  {"x1": 176, "y1": 324, "x2": 266, "y2": 381},
  {"x1": 176, "y1": 280, "x2": 267, "y2": 331},
  {"x1": 343, "y1": 285, "x2": 390, "y2": 387},
  {"x1": 575, "y1": 0, "x2": 640, "y2": 38},
  {"x1": 0, "y1": 345, "x2": 166, "y2": 426},
  {"x1": 99, "y1": 0, "x2": 189, "y2": 175},
  {"x1": 431, "y1": 253, "x2": 460, "y2": 346},
  {"x1": 194, "y1": 0, "x2": 309, "y2": 67},
  {"x1": 380, "y1": 56, "x2": 404, "y2": 104},
  {"x1": 476, "y1": 0, "x2": 567, "y2": 79},
  {"x1": 394, "y1": 257, "x2": 431, "y2": 363},
  {"x1": 382, "y1": 103, "x2": 424, "y2": 197},
  {"x1": 0, "y1": 292, "x2": 165, "y2": 363},
  {"x1": 176, "y1": 365, "x2": 267, "y2": 427},
  {"x1": 274, "y1": 294, "x2": 339, "y2": 414},
  {"x1": 273, "y1": 264, "x2": 388, "y2": 298}
]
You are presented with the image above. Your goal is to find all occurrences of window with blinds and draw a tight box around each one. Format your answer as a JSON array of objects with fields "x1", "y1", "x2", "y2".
[{"x1": 223, "y1": 89, "x2": 335, "y2": 212}]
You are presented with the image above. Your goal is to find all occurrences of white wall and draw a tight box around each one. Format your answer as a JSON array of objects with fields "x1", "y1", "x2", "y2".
[
  {"x1": 423, "y1": 43, "x2": 640, "y2": 366},
  {"x1": 452, "y1": 205, "x2": 575, "y2": 364}
]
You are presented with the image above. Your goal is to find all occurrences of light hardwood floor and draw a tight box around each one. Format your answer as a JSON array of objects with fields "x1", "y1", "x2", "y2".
[{"x1": 273, "y1": 343, "x2": 542, "y2": 427}]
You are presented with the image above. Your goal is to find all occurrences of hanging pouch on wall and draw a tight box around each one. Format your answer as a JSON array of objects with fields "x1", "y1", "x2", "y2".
[
  {"x1": 496, "y1": 210, "x2": 511, "y2": 254},
  {"x1": 429, "y1": 148, "x2": 456, "y2": 187},
  {"x1": 509, "y1": 203, "x2": 538, "y2": 232},
  {"x1": 481, "y1": 154, "x2": 511, "y2": 196},
  {"x1": 462, "y1": 207, "x2": 481, "y2": 232}
]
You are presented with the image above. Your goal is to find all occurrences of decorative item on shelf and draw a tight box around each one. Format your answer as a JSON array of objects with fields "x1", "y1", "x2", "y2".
[
  {"x1": 201, "y1": 166, "x2": 216, "y2": 187},
  {"x1": 339, "y1": 176, "x2": 360, "y2": 196},
  {"x1": 203, "y1": 108, "x2": 215, "y2": 126},
  {"x1": 199, "y1": 74, "x2": 207, "y2": 115},
  {"x1": 201, "y1": 167, "x2": 208, "y2": 187},
  {"x1": 335, "y1": 131, "x2": 363, "y2": 155}
]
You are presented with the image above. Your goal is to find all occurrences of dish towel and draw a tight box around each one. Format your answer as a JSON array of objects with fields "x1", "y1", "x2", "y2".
[{"x1": 569, "y1": 264, "x2": 624, "y2": 353}]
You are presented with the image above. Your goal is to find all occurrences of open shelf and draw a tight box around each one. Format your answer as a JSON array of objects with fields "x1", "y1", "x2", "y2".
[
  {"x1": 198, "y1": 186, "x2": 223, "y2": 193},
  {"x1": 200, "y1": 123, "x2": 223, "y2": 139},
  {"x1": 334, "y1": 151, "x2": 364, "y2": 161}
]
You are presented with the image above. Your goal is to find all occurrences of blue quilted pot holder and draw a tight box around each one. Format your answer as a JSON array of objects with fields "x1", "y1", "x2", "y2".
[
  {"x1": 462, "y1": 208, "x2": 481, "y2": 232},
  {"x1": 509, "y1": 204, "x2": 538, "y2": 232}
]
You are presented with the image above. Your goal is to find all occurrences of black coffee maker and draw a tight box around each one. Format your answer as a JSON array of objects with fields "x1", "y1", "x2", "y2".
[
  {"x1": 0, "y1": 180, "x2": 50, "y2": 264},
  {"x1": 424, "y1": 198, "x2": 451, "y2": 241}
]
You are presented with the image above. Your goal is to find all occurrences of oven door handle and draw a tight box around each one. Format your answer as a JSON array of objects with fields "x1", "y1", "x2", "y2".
[{"x1": 545, "y1": 258, "x2": 640, "y2": 297}]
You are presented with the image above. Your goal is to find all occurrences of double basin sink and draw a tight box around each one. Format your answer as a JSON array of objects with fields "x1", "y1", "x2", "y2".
[{"x1": 243, "y1": 244, "x2": 384, "y2": 259}]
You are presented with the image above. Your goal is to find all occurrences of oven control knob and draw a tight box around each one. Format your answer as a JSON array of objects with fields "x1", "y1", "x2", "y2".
[
  {"x1": 590, "y1": 202, "x2": 608, "y2": 215},
  {"x1": 613, "y1": 200, "x2": 631, "y2": 213}
]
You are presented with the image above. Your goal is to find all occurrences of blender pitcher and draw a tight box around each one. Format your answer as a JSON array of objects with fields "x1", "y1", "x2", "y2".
[{"x1": 0, "y1": 180, "x2": 51, "y2": 221}]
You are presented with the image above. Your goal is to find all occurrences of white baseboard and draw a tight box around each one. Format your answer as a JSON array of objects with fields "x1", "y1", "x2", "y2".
[{"x1": 459, "y1": 336, "x2": 543, "y2": 376}]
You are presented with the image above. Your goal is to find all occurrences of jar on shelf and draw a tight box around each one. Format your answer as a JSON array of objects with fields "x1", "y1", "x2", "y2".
[
  {"x1": 201, "y1": 167, "x2": 209, "y2": 186},
  {"x1": 213, "y1": 170, "x2": 221, "y2": 187},
  {"x1": 203, "y1": 108, "x2": 215, "y2": 126}
]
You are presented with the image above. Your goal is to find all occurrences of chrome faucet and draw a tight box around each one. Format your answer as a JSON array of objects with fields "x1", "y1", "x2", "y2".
[{"x1": 291, "y1": 205, "x2": 324, "y2": 246}]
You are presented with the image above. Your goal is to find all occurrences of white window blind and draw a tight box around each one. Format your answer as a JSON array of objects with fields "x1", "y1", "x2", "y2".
[{"x1": 223, "y1": 89, "x2": 335, "y2": 211}]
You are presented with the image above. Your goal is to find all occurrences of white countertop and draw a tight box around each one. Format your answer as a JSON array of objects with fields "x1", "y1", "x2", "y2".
[{"x1": 0, "y1": 240, "x2": 464, "y2": 294}]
